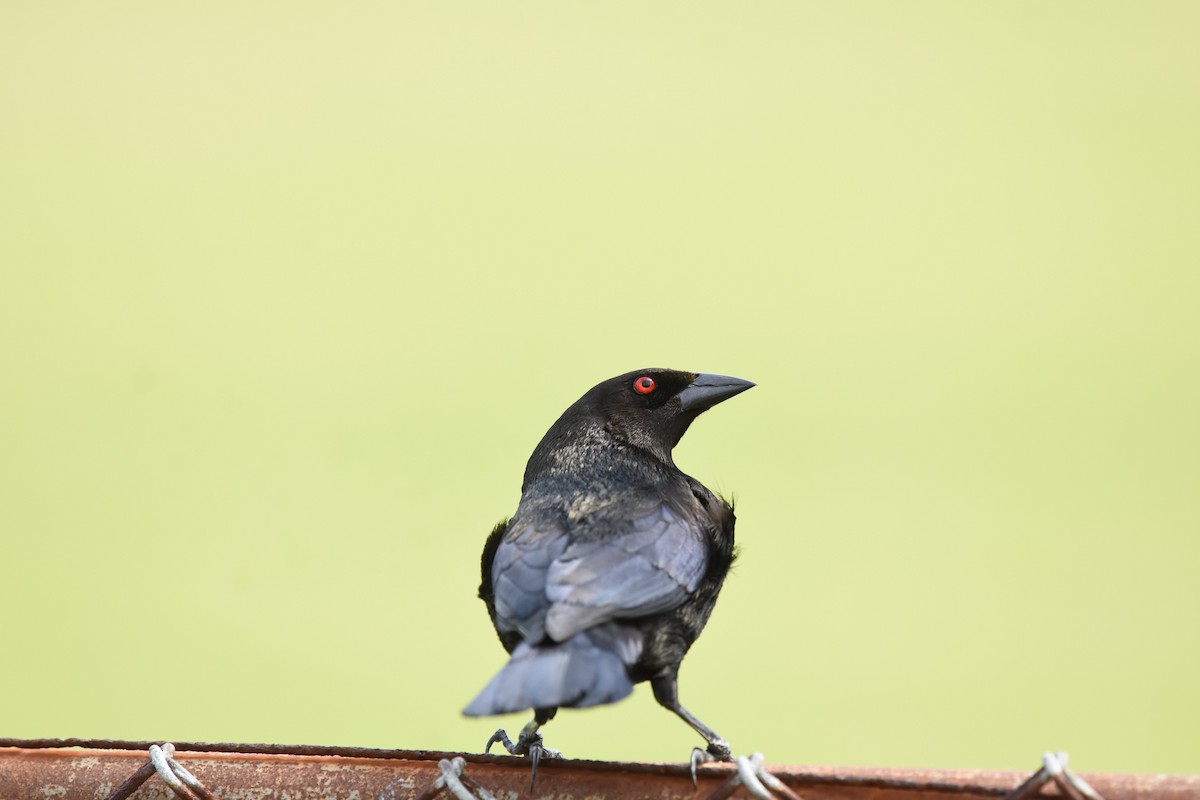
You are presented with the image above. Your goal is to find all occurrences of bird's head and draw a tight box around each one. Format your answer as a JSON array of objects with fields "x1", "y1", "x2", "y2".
[{"x1": 530, "y1": 369, "x2": 755, "y2": 472}]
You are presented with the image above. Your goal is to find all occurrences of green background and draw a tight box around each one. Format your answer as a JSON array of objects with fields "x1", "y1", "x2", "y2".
[{"x1": 2, "y1": 2, "x2": 1197, "y2": 775}]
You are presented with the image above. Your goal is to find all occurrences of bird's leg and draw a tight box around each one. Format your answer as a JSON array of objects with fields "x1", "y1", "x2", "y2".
[
  {"x1": 483, "y1": 707, "x2": 560, "y2": 791},
  {"x1": 650, "y1": 674, "x2": 733, "y2": 781},
  {"x1": 650, "y1": 675, "x2": 797, "y2": 800}
]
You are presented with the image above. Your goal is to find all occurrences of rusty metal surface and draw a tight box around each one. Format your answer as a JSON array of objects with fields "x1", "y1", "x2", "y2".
[{"x1": 0, "y1": 739, "x2": 1196, "y2": 800}]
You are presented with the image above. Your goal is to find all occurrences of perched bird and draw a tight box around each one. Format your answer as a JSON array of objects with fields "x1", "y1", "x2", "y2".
[{"x1": 464, "y1": 368, "x2": 754, "y2": 783}]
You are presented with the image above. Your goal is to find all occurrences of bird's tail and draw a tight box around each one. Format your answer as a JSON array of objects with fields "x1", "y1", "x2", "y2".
[{"x1": 462, "y1": 623, "x2": 643, "y2": 717}]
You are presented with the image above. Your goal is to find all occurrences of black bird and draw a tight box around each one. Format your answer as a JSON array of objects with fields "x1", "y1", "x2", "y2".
[{"x1": 464, "y1": 368, "x2": 754, "y2": 781}]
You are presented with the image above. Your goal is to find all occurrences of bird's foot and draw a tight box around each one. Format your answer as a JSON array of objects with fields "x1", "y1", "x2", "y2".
[
  {"x1": 690, "y1": 739, "x2": 733, "y2": 784},
  {"x1": 692, "y1": 750, "x2": 800, "y2": 800},
  {"x1": 484, "y1": 720, "x2": 561, "y2": 791}
]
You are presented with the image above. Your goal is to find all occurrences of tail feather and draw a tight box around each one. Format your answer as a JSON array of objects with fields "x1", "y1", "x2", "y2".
[{"x1": 463, "y1": 623, "x2": 642, "y2": 717}]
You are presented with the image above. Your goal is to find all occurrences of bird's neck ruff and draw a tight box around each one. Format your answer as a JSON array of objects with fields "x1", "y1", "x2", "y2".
[{"x1": 523, "y1": 423, "x2": 676, "y2": 491}]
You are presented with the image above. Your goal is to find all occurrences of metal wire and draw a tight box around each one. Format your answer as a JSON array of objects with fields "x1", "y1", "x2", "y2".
[
  {"x1": 1002, "y1": 752, "x2": 1109, "y2": 800},
  {"x1": 98, "y1": 742, "x2": 219, "y2": 800}
]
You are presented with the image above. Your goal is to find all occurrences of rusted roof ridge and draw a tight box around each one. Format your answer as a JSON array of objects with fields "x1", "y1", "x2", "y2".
[
  {"x1": 0, "y1": 738, "x2": 1005, "y2": 791},
  {"x1": 1, "y1": 739, "x2": 1196, "y2": 800}
]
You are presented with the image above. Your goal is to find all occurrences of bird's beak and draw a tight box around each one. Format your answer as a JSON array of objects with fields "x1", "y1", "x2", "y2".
[{"x1": 677, "y1": 373, "x2": 755, "y2": 412}]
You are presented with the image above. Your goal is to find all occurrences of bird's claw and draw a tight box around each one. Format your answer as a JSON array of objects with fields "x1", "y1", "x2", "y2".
[
  {"x1": 693, "y1": 751, "x2": 800, "y2": 800},
  {"x1": 483, "y1": 729, "x2": 515, "y2": 755},
  {"x1": 690, "y1": 740, "x2": 733, "y2": 785},
  {"x1": 484, "y1": 722, "x2": 561, "y2": 791}
]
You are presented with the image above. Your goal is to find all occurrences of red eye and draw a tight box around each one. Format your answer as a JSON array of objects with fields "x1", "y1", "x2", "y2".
[{"x1": 633, "y1": 376, "x2": 656, "y2": 395}]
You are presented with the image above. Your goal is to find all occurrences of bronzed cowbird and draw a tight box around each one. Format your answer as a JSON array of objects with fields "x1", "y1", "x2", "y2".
[{"x1": 464, "y1": 368, "x2": 754, "y2": 782}]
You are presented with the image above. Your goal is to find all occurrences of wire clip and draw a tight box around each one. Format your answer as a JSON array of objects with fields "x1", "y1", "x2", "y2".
[
  {"x1": 700, "y1": 753, "x2": 803, "y2": 800},
  {"x1": 104, "y1": 743, "x2": 216, "y2": 800},
  {"x1": 1004, "y1": 751, "x2": 1107, "y2": 800},
  {"x1": 402, "y1": 756, "x2": 497, "y2": 800}
]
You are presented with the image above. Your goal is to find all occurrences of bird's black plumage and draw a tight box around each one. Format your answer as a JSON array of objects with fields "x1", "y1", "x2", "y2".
[{"x1": 465, "y1": 368, "x2": 754, "y2": 765}]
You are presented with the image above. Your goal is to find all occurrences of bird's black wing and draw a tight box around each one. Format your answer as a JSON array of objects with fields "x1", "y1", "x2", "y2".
[
  {"x1": 543, "y1": 500, "x2": 708, "y2": 641},
  {"x1": 490, "y1": 498, "x2": 710, "y2": 646},
  {"x1": 490, "y1": 520, "x2": 569, "y2": 644}
]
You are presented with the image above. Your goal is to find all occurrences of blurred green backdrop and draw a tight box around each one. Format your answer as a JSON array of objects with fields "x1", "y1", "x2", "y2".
[{"x1": 2, "y1": 1, "x2": 1197, "y2": 775}]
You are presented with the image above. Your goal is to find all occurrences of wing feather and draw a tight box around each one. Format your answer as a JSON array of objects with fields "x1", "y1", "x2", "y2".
[
  {"x1": 544, "y1": 503, "x2": 707, "y2": 641},
  {"x1": 490, "y1": 501, "x2": 710, "y2": 645}
]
